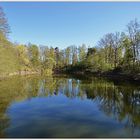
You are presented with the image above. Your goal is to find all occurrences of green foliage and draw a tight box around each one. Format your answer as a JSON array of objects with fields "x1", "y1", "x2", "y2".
[
  {"x1": 40, "y1": 47, "x2": 56, "y2": 75},
  {"x1": 78, "y1": 44, "x2": 87, "y2": 62},
  {"x1": 85, "y1": 48, "x2": 112, "y2": 72},
  {"x1": 42, "y1": 69, "x2": 53, "y2": 75},
  {"x1": 0, "y1": 33, "x2": 19, "y2": 75},
  {"x1": 0, "y1": 5, "x2": 140, "y2": 77},
  {"x1": 28, "y1": 44, "x2": 40, "y2": 70},
  {"x1": 42, "y1": 58, "x2": 56, "y2": 70},
  {"x1": 16, "y1": 44, "x2": 30, "y2": 71},
  {"x1": 65, "y1": 47, "x2": 71, "y2": 65}
]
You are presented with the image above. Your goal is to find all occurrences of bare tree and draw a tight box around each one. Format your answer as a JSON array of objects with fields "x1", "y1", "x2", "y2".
[
  {"x1": 98, "y1": 33, "x2": 114, "y2": 67},
  {"x1": 0, "y1": 6, "x2": 10, "y2": 36},
  {"x1": 127, "y1": 19, "x2": 140, "y2": 65},
  {"x1": 112, "y1": 32, "x2": 122, "y2": 68}
]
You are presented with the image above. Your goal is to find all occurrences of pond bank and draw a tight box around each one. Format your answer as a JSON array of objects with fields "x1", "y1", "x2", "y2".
[
  {"x1": 100, "y1": 71, "x2": 140, "y2": 82},
  {"x1": 58, "y1": 71, "x2": 140, "y2": 83},
  {"x1": 0, "y1": 71, "x2": 40, "y2": 80},
  {"x1": 1, "y1": 70, "x2": 140, "y2": 83}
]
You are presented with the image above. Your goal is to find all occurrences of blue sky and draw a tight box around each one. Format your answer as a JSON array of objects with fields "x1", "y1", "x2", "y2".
[{"x1": 1, "y1": 2, "x2": 140, "y2": 49}]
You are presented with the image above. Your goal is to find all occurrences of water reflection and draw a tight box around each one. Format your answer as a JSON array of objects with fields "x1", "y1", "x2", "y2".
[{"x1": 0, "y1": 75, "x2": 140, "y2": 137}]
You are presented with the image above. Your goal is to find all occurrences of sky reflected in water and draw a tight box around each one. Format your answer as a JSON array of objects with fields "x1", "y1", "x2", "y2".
[{"x1": 0, "y1": 75, "x2": 140, "y2": 138}]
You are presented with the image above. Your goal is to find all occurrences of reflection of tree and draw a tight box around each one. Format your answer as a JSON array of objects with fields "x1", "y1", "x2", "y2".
[
  {"x1": 0, "y1": 75, "x2": 140, "y2": 137},
  {"x1": 40, "y1": 77, "x2": 56, "y2": 96},
  {"x1": 117, "y1": 87, "x2": 140, "y2": 127},
  {"x1": 79, "y1": 77, "x2": 140, "y2": 133},
  {"x1": 27, "y1": 76, "x2": 41, "y2": 97},
  {"x1": 40, "y1": 76, "x2": 140, "y2": 131},
  {"x1": 0, "y1": 76, "x2": 40, "y2": 137}
]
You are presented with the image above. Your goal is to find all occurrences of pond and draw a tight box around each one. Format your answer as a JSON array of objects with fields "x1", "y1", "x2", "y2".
[{"x1": 0, "y1": 75, "x2": 140, "y2": 138}]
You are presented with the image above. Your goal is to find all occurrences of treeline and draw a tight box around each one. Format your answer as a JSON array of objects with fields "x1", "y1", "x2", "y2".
[
  {"x1": 0, "y1": 6, "x2": 140, "y2": 76},
  {"x1": 0, "y1": 6, "x2": 88, "y2": 76},
  {"x1": 53, "y1": 19, "x2": 140, "y2": 75},
  {"x1": 66, "y1": 19, "x2": 140, "y2": 75}
]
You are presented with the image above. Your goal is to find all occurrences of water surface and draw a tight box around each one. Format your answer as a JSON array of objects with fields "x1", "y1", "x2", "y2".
[{"x1": 0, "y1": 75, "x2": 140, "y2": 138}]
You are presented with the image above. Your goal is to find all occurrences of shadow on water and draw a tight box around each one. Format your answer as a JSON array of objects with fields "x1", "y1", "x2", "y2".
[{"x1": 0, "y1": 75, "x2": 140, "y2": 138}]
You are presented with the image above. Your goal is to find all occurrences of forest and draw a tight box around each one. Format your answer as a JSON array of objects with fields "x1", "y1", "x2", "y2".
[{"x1": 0, "y1": 6, "x2": 140, "y2": 80}]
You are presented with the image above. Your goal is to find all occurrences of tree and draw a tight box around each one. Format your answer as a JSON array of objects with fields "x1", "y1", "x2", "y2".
[
  {"x1": 43, "y1": 46, "x2": 50, "y2": 61},
  {"x1": 0, "y1": 6, "x2": 10, "y2": 36},
  {"x1": 16, "y1": 44, "x2": 30, "y2": 72},
  {"x1": 78, "y1": 44, "x2": 87, "y2": 62},
  {"x1": 58, "y1": 49, "x2": 65, "y2": 67},
  {"x1": 72, "y1": 45, "x2": 78, "y2": 65},
  {"x1": 127, "y1": 19, "x2": 140, "y2": 66},
  {"x1": 98, "y1": 34, "x2": 114, "y2": 67},
  {"x1": 85, "y1": 47, "x2": 97, "y2": 71},
  {"x1": 40, "y1": 46, "x2": 56, "y2": 75},
  {"x1": 65, "y1": 46, "x2": 71, "y2": 65},
  {"x1": 86, "y1": 47, "x2": 96, "y2": 58},
  {"x1": 112, "y1": 32, "x2": 122, "y2": 68},
  {"x1": 55, "y1": 47, "x2": 59, "y2": 66},
  {"x1": 41, "y1": 57, "x2": 56, "y2": 75},
  {"x1": 121, "y1": 36, "x2": 133, "y2": 69},
  {"x1": 98, "y1": 33, "x2": 122, "y2": 68},
  {"x1": 28, "y1": 44, "x2": 40, "y2": 71}
]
